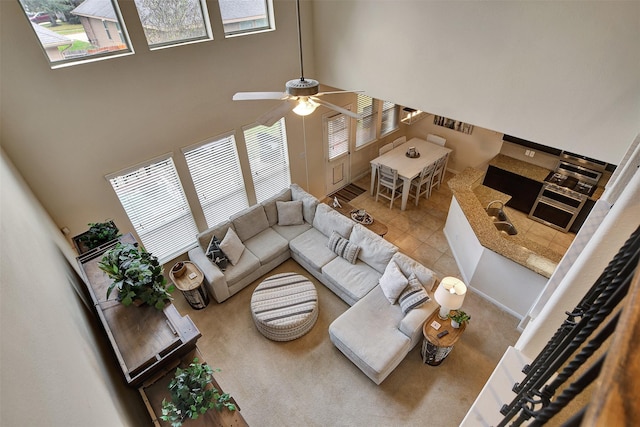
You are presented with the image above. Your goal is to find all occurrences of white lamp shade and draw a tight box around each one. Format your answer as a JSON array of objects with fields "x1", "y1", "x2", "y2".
[
  {"x1": 434, "y1": 277, "x2": 467, "y2": 319},
  {"x1": 292, "y1": 97, "x2": 318, "y2": 116}
]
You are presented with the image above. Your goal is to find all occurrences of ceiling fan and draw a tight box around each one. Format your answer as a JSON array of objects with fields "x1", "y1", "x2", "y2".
[{"x1": 232, "y1": 0, "x2": 363, "y2": 127}]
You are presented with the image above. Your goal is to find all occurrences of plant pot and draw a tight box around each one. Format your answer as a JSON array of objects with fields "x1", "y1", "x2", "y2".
[
  {"x1": 172, "y1": 262, "x2": 187, "y2": 277},
  {"x1": 451, "y1": 320, "x2": 460, "y2": 329}
]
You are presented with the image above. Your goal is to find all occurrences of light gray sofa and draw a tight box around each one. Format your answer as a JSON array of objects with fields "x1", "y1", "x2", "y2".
[{"x1": 188, "y1": 184, "x2": 439, "y2": 384}]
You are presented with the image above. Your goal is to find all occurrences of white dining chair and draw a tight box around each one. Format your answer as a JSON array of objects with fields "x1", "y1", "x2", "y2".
[
  {"x1": 426, "y1": 134, "x2": 446, "y2": 147},
  {"x1": 410, "y1": 163, "x2": 436, "y2": 205},
  {"x1": 430, "y1": 154, "x2": 448, "y2": 194},
  {"x1": 392, "y1": 136, "x2": 407, "y2": 148},
  {"x1": 379, "y1": 142, "x2": 394, "y2": 156},
  {"x1": 376, "y1": 165, "x2": 403, "y2": 209}
]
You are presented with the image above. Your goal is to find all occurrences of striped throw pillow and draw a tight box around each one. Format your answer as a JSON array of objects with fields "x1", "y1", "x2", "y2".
[
  {"x1": 398, "y1": 273, "x2": 430, "y2": 314},
  {"x1": 328, "y1": 231, "x2": 360, "y2": 264}
]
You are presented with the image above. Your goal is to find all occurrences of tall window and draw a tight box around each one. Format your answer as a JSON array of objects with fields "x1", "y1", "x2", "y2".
[
  {"x1": 325, "y1": 112, "x2": 349, "y2": 161},
  {"x1": 243, "y1": 118, "x2": 291, "y2": 203},
  {"x1": 107, "y1": 155, "x2": 198, "y2": 263},
  {"x1": 17, "y1": 0, "x2": 132, "y2": 68},
  {"x1": 133, "y1": 0, "x2": 211, "y2": 49},
  {"x1": 183, "y1": 133, "x2": 249, "y2": 228},
  {"x1": 355, "y1": 94, "x2": 376, "y2": 148},
  {"x1": 218, "y1": 0, "x2": 274, "y2": 37},
  {"x1": 380, "y1": 101, "x2": 400, "y2": 137}
]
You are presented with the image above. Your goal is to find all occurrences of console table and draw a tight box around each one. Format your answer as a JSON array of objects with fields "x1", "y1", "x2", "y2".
[
  {"x1": 323, "y1": 198, "x2": 388, "y2": 237},
  {"x1": 77, "y1": 233, "x2": 201, "y2": 386}
]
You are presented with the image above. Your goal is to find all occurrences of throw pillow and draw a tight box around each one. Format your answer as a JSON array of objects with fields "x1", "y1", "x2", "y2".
[
  {"x1": 398, "y1": 273, "x2": 431, "y2": 314},
  {"x1": 276, "y1": 200, "x2": 304, "y2": 226},
  {"x1": 379, "y1": 260, "x2": 409, "y2": 304},
  {"x1": 327, "y1": 231, "x2": 360, "y2": 264},
  {"x1": 219, "y1": 228, "x2": 245, "y2": 266},
  {"x1": 206, "y1": 235, "x2": 228, "y2": 271}
]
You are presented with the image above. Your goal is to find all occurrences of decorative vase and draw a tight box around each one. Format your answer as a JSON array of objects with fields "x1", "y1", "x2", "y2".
[
  {"x1": 451, "y1": 320, "x2": 460, "y2": 329},
  {"x1": 172, "y1": 262, "x2": 187, "y2": 277}
]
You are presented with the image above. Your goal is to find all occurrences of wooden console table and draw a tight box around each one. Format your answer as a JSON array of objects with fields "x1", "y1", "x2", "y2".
[
  {"x1": 323, "y1": 197, "x2": 388, "y2": 237},
  {"x1": 77, "y1": 233, "x2": 201, "y2": 387}
]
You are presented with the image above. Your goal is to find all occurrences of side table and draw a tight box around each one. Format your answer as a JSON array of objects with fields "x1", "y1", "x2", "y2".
[
  {"x1": 170, "y1": 261, "x2": 209, "y2": 310},
  {"x1": 421, "y1": 310, "x2": 465, "y2": 366}
]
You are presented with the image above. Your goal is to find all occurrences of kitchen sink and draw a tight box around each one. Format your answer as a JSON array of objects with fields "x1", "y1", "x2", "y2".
[
  {"x1": 494, "y1": 221, "x2": 518, "y2": 235},
  {"x1": 486, "y1": 207, "x2": 508, "y2": 222}
]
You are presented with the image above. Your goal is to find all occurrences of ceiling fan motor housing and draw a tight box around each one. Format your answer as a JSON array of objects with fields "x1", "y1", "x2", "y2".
[{"x1": 286, "y1": 78, "x2": 319, "y2": 97}]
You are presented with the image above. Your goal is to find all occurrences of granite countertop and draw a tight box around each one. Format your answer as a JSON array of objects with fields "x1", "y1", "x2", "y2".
[{"x1": 448, "y1": 168, "x2": 562, "y2": 278}]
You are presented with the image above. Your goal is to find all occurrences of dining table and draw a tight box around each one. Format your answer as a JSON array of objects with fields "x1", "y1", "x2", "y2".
[{"x1": 370, "y1": 137, "x2": 452, "y2": 210}]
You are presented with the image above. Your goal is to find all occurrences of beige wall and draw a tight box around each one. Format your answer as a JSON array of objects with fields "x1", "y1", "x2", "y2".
[
  {"x1": 312, "y1": 1, "x2": 640, "y2": 164},
  {"x1": 0, "y1": 150, "x2": 148, "y2": 426}
]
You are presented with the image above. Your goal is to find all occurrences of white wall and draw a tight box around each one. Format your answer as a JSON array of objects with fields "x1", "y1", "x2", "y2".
[{"x1": 312, "y1": 1, "x2": 640, "y2": 164}]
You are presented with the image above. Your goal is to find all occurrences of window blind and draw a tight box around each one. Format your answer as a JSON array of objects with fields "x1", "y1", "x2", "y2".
[
  {"x1": 107, "y1": 155, "x2": 198, "y2": 263},
  {"x1": 183, "y1": 133, "x2": 249, "y2": 228},
  {"x1": 355, "y1": 94, "x2": 376, "y2": 148},
  {"x1": 326, "y1": 113, "x2": 349, "y2": 160},
  {"x1": 380, "y1": 101, "x2": 400, "y2": 137},
  {"x1": 243, "y1": 118, "x2": 291, "y2": 203}
]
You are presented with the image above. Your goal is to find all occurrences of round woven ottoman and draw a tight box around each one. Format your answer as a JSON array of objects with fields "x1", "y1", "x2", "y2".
[{"x1": 250, "y1": 272, "x2": 318, "y2": 341}]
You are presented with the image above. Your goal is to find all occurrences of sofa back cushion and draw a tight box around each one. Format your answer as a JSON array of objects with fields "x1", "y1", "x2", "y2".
[
  {"x1": 291, "y1": 183, "x2": 319, "y2": 224},
  {"x1": 313, "y1": 203, "x2": 354, "y2": 238},
  {"x1": 391, "y1": 252, "x2": 437, "y2": 290},
  {"x1": 230, "y1": 204, "x2": 270, "y2": 241},
  {"x1": 350, "y1": 224, "x2": 398, "y2": 274},
  {"x1": 261, "y1": 188, "x2": 292, "y2": 226},
  {"x1": 197, "y1": 221, "x2": 234, "y2": 251}
]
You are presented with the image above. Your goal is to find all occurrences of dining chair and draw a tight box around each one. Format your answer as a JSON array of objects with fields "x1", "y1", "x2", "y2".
[
  {"x1": 410, "y1": 163, "x2": 436, "y2": 205},
  {"x1": 392, "y1": 136, "x2": 407, "y2": 148},
  {"x1": 379, "y1": 143, "x2": 394, "y2": 156},
  {"x1": 376, "y1": 165, "x2": 403, "y2": 209},
  {"x1": 430, "y1": 154, "x2": 448, "y2": 194},
  {"x1": 426, "y1": 134, "x2": 446, "y2": 147}
]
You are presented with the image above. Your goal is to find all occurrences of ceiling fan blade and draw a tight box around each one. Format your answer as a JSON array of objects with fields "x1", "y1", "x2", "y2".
[
  {"x1": 233, "y1": 92, "x2": 287, "y2": 101},
  {"x1": 316, "y1": 90, "x2": 364, "y2": 96},
  {"x1": 312, "y1": 97, "x2": 363, "y2": 120},
  {"x1": 256, "y1": 100, "x2": 296, "y2": 127}
]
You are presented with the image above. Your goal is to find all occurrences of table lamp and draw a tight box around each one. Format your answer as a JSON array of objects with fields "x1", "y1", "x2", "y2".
[{"x1": 434, "y1": 277, "x2": 467, "y2": 320}]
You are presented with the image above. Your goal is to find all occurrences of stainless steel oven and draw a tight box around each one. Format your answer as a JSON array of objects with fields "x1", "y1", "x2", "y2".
[{"x1": 530, "y1": 185, "x2": 586, "y2": 232}]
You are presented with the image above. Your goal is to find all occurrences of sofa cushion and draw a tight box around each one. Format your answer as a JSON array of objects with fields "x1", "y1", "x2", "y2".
[
  {"x1": 272, "y1": 223, "x2": 312, "y2": 241},
  {"x1": 261, "y1": 188, "x2": 292, "y2": 226},
  {"x1": 398, "y1": 274, "x2": 430, "y2": 314},
  {"x1": 219, "y1": 227, "x2": 245, "y2": 266},
  {"x1": 327, "y1": 231, "x2": 360, "y2": 264},
  {"x1": 205, "y1": 235, "x2": 228, "y2": 271},
  {"x1": 312, "y1": 203, "x2": 354, "y2": 238},
  {"x1": 291, "y1": 183, "x2": 319, "y2": 224},
  {"x1": 242, "y1": 228, "x2": 289, "y2": 265},
  {"x1": 379, "y1": 260, "x2": 409, "y2": 304},
  {"x1": 289, "y1": 228, "x2": 337, "y2": 272},
  {"x1": 230, "y1": 204, "x2": 270, "y2": 242},
  {"x1": 223, "y1": 248, "x2": 261, "y2": 287},
  {"x1": 349, "y1": 224, "x2": 398, "y2": 274},
  {"x1": 322, "y1": 257, "x2": 381, "y2": 304},
  {"x1": 197, "y1": 221, "x2": 234, "y2": 252},
  {"x1": 391, "y1": 252, "x2": 437, "y2": 291},
  {"x1": 277, "y1": 200, "x2": 304, "y2": 226}
]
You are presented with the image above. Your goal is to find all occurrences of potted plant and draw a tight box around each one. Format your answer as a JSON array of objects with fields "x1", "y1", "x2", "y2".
[
  {"x1": 448, "y1": 310, "x2": 471, "y2": 328},
  {"x1": 75, "y1": 220, "x2": 121, "y2": 253},
  {"x1": 161, "y1": 358, "x2": 236, "y2": 426},
  {"x1": 98, "y1": 242, "x2": 174, "y2": 309}
]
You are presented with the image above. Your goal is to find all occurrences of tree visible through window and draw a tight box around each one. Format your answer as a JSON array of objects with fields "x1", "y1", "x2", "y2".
[{"x1": 133, "y1": 0, "x2": 210, "y2": 48}]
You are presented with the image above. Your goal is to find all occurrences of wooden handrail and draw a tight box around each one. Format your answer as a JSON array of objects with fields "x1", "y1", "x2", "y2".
[{"x1": 582, "y1": 258, "x2": 640, "y2": 426}]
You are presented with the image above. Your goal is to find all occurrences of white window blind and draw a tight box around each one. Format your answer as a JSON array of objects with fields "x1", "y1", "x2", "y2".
[
  {"x1": 107, "y1": 155, "x2": 197, "y2": 263},
  {"x1": 355, "y1": 94, "x2": 376, "y2": 148},
  {"x1": 326, "y1": 113, "x2": 349, "y2": 160},
  {"x1": 183, "y1": 133, "x2": 249, "y2": 228},
  {"x1": 243, "y1": 118, "x2": 291, "y2": 203},
  {"x1": 380, "y1": 101, "x2": 400, "y2": 137}
]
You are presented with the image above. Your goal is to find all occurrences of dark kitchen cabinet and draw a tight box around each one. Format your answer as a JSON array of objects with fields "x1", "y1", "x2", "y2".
[
  {"x1": 569, "y1": 198, "x2": 595, "y2": 233},
  {"x1": 483, "y1": 165, "x2": 543, "y2": 214}
]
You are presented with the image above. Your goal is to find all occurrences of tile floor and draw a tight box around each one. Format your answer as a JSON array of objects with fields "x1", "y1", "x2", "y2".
[{"x1": 350, "y1": 171, "x2": 575, "y2": 281}]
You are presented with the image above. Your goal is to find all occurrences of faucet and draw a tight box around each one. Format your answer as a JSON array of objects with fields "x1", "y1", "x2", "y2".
[{"x1": 486, "y1": 200, "x2": 504, "y2": 210}]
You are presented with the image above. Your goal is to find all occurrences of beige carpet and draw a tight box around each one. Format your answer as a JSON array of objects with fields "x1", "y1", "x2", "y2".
[{"x1": 172, "y1": 259, "x2": 521, "y2": 427}]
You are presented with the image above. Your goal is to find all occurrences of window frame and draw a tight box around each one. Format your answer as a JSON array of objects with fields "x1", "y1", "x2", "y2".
[
  {"x1": 182, "y1": 131, "x2": 250, "y2": 228},
  {"x1": 219, "y1": 0, "x2": 275, "y2": 38},
  {"x1": 105, "y1": 153, "x2": 198, "y2": 263}
]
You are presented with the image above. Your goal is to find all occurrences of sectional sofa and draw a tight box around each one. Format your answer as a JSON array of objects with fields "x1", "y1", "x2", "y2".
[{"x1": 188, "y1": 184, "x2": 440, "y2": 384}]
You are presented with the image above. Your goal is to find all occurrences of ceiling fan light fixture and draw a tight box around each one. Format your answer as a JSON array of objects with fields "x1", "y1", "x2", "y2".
[{"x1": 293, "y1": 97, "x2": 319, "y2": 116}]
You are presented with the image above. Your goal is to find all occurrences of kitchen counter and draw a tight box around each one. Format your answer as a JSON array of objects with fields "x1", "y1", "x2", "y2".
[{"x1": 448, "y1": 168, "x2": 562, "y2": 278}]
